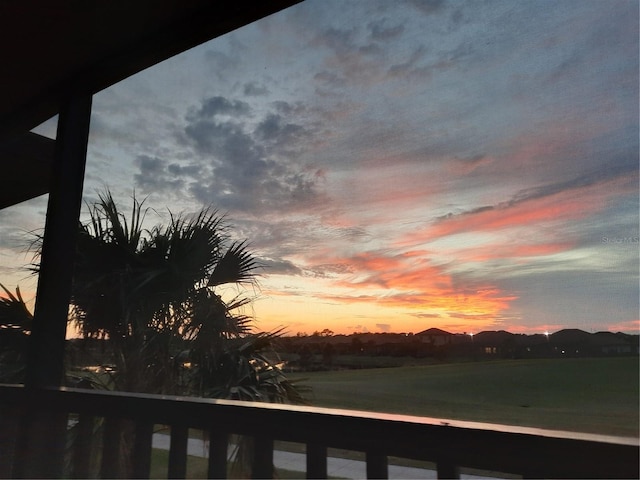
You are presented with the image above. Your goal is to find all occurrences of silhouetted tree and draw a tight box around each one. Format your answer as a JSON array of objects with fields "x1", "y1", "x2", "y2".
[
  {"x1": 0, "y1": 285, "x2": 31, "y2": 383},
  {"x1": 24, "y1": 191, "x2": 308, "y2": 476}
]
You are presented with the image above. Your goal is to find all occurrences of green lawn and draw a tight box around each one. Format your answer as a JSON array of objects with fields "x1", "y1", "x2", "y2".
[
  {"x1": 145, "y1": 357, "x2": 637, "y2": 478},
  {"x1": 294, "y1": 357, "x2": 639, "y2": 437}
]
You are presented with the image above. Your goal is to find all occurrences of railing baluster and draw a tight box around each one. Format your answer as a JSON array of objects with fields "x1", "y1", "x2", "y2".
[
  {"x1": 207, "y1": 431, "x2": 229, "y2": 479},
  {"x1": 132, "y1": 421, "x2": 154, "y2": 479},
  {"x1": 436, "y1": 459, "x2": 460, "y2": 479},
  {"x1": 366, "y1": 450, "x2": 388, "y2": 479},
  {"x1": 0, "y1": 406, "x2": 20, "y2": 478},
  {"x1": 168, "y1": 425, "x2": 189, "y2": 479},
  {"x1": 71, "y1": 414, "x2": 94, "y2": 478},
  {"x1": 100, "y1": 417, "x2": 122, "y2": 478},
  {"x1": 306, "y1": 443, "x2": 328, "y2": 479},
  {"x1": 252, "y1": 435, "x2": 274, "y2": 479}
]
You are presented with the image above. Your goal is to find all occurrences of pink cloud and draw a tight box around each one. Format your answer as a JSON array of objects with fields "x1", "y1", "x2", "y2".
[{"x1": 402, "y1": 174, "x2": 634, "y2": 246}]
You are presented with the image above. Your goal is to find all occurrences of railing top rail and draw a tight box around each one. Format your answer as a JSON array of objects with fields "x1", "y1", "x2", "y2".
[{"x1": 1, "y1": 383, "x2": 637, "y2": 447}]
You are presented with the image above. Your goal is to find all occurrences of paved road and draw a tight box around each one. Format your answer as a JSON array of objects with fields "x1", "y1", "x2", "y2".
[{"x1": 152, "y1": 434, "x2": 495, "y2": 479}]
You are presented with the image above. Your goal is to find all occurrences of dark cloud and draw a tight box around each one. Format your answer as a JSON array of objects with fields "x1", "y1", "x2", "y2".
[
  {"x1": 334, "y1": 226, "x2": 370, "y2": 241},
  {"x1": 167, "y1": 163, "x2": 202, "y2": 177},
  {"x1": 134, "y1": 155, "x2": 195, "y2": 192},
  {"x1": 452, "y1": 153, "x2": 492, "y2": 174},
  {"x1": 178, "y1": 96, "x2": 323, "y2": 212},
  {"x1": 437, "y1": 161, "x2": 639, "y2": 222},
  {"x1": 185, "y1": 120, "x2": 263, "y2": 164},
  {"x1": 243, "y1": 82, "x2": 269, "y2": 97},
  {"x1": 359, "y1": 43, "x2": 383, "y2": 56},
  {"x1": 0, "y1": 227, "x2": 28, "y2": 250},
  {"x1": 189, "y1": 96, "x2": 250, "y2": 120},
  {"x1": 387, "y1": 45, "x2": 429, "y2": 78},
  {"x1": 204, "y1": 50, "x2": 241, "y2": 80},
  {"x1": 407, "y1": 0, "x2": 446, "y2": 16},
  {"x1": 437, "y1": 205, "x2": 493, "y2": 221},
  {"x1": 254, "y1": 113, "x2": 311, "y2": 150},
  {"x1": 544, "y1": 5, "x2": 638, "y2": 90},
  {"x1": 258, "y1": 257, "x2": 303, "y2": 276},
  {"x1": 272, "y1": 101, "x2": 307, "y2": 116},
  {"x1": 368, "y1": 20, "x2": 405, "y2": 42},
  {"x1": 313, "y1": 26, "x2": 358, "y2": 54},
  {"x1": 508, "y1": 160, "x2": 638, "y2": 206},
  {"x1": 311, "y1": 26, "x2": 386, "y2": 86},
  {"x1": 314, "y1": 70, "x2": 346, "y2": 88}
]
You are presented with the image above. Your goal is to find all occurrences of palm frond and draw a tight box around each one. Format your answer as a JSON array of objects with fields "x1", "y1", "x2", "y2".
[
  {"x1": 0, "y1": 284, "x2": 33, "y2": 331},
  {"x1": 208, "y1": 241, "x2": 259, "y2": 287},
  {"x1": 93, "y1": 190, "x2": 148, "y2": 250}
]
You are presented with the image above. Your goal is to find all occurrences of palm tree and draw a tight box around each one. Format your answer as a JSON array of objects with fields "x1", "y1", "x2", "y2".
[
  {"x1": 62, "y1": 191, "x2": 307, "y2": 477},
  {"x1": 3, "y1": 191, "x2": 306, "y2": 477},
  {"x1": 63, "y1": 190, "x2": 304, "y2": 402},
  {"x1": 0, "y1": 285, "x2": 32, "y2": 383}
]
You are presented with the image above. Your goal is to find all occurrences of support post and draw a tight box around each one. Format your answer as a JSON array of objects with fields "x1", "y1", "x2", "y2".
[
  {"x1": 306, "y1": 443, "x2": 327, "y2": 479},
  {"x1": 168, "y1": 425, "x2": 189, "y2": 479},
  {"x1": 16, "y1": 93, "x2": 92, "y2": 479},
  {"x1": 208, "y1": 431, "x2": 229, "y2": 479},
  {"x1": 252, "y1": 436, "x2": 274, "y2": 479},
  {"x1": 365, "y1": 450, "x2": 388, "y2": 479},
  {"x1": 25, "y1": 93, "x2": 92, "y2": 388}
]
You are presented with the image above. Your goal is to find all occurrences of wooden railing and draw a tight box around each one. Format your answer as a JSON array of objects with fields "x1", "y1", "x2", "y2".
[{"x1": 0, "y1": 384, "x2": 637, "y2": 479}]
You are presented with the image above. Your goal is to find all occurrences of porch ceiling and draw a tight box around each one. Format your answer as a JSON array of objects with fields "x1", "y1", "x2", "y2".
[{"x1": 0, "y1": 0, "x2": 301, "y2": 210}]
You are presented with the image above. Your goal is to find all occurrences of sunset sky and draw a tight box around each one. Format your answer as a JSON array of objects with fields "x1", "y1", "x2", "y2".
[{"x1": 1, "y1": 0, "x2": 638, "y2": 335}]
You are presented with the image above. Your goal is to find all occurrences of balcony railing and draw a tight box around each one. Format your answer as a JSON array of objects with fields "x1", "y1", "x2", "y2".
[{"x1": 0, "y1": 384, "x2": 637, "y2": 479}]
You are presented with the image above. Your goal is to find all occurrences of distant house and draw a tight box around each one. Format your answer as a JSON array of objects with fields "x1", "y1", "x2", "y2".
[
  {"x1": 416, "y1": 327, "x2": 453, "y2": 346},
  {"x1": 474, "y1": 330, "x2": 516, "y2": 355},
  {"x1": 590, "y1": 332, "x2": 633, "y2": 355},
  {"x1": 550, "y1": 328, "x2": 591, "y2": 343},
  {"x1": 549, "y1": 328, "x2": 591, "y2": 355}
]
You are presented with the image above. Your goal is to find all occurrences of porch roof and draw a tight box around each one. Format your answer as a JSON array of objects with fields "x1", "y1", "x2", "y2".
[{"x1": 0, "y1": 0, "x2": 301, "y2": 209}]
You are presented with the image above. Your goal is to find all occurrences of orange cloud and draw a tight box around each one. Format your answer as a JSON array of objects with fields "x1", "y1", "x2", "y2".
[{"x1": 305, "y1": 250, "x2": 517, "y2": 328}]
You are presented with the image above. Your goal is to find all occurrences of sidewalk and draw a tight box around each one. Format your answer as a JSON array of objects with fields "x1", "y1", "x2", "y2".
[{"x1": 152, "y1": 434, "x2": 493, "y2": 479}]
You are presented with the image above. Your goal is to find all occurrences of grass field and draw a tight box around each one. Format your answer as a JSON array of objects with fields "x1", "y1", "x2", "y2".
[
  {"x1": 293, "y1": 357, "x2": 639, "y2": 437},
  {"x1": 145, "y1": 357, "x2": 637, "y2": 478}
]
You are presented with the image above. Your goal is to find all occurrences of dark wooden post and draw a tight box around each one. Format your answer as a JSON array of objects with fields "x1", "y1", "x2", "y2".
[
  {"x1": 168, "y1": 425, "x2": 189, "y2": 479},
  {"x1": 132, "y1": 421, "x2": 154, "y2": 479},
  {"x1": 17, "y1": 93, "x2": 92, "y2": 478},
  {"x1": 365, "y1": 450, "x2": 388, "y2": 479},
  {"x1": 436, "y1": 458, "x2": 460, "y2": 479},
  {"x1": 25, "y1": 93, "x2": 92, "y2": 388},
  {"x1": 306, "y1": 443, "x2": 328, "y2": 479},
  {"x1": 100, "y1": 417, "x2": 123, "y2": 478},
  {"x1": 208, "y1": 431, "x2": 229, "y2": 479},
  {"x1": 252, "y1": 436, "x2": 274, "y2": 479}
]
